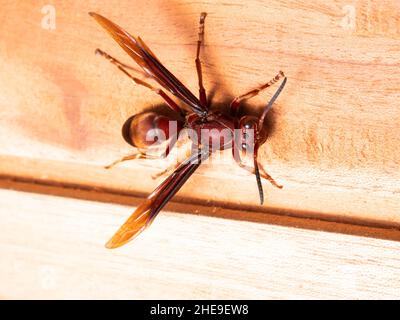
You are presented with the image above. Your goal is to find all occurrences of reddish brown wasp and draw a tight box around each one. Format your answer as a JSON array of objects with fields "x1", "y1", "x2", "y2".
[{"x1": 90, "y1": 12, "x2": 287, "y2": 249}]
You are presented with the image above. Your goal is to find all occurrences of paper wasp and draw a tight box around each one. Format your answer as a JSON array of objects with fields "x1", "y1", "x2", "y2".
[{"x1": 90, "y1": 12, "x2": 287, "y2": 248}]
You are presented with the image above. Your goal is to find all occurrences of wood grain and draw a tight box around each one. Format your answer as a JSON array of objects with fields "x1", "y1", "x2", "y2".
[
  {"x1": 0, "y1": 0, "x2": 399, "y2": 228},
  {"x1": 1, "y1": 187, "x2": 400, "y2": 299}
]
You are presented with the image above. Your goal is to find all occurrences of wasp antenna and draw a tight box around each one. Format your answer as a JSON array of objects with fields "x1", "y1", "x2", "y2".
[
  {"x1": 259, "y1": 76, "x2": 287, "y2": 129},
  {"x1": 254, "y1": 157, "x2": 264, "y2": 205}
]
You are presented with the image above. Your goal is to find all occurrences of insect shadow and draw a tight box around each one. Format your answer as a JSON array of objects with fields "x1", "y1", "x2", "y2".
[{"x1": 158, "y1": 6, "x2": 280, "y2": 137}]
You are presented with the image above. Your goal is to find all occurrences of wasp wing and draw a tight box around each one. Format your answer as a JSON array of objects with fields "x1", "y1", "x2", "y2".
[
  {"x1": 105, "y1": 150, "x2": 207, "y2": 249},
  {"x1": 90, "y1": 12, "x2": 206, "y2": 116}
]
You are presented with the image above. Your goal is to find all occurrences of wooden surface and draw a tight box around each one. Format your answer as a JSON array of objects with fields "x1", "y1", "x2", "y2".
[
  {"x1": 1, "y1": 186, "x2": 400, "y2": 299},
  {"x1": 0, "y1": 0, "x2": 399, "y2": 227},
  {"x1": 0, "y1": 0, "x2": 400, "y2": 299}
]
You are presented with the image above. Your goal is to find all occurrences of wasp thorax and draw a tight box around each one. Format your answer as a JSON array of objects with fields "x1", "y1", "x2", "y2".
[
  {"x1": 186, "y1": 112, "x2": 235, "y2": 150},
  {"x1": 122, "y1": 112, "x2": 183, "y2": 149}
]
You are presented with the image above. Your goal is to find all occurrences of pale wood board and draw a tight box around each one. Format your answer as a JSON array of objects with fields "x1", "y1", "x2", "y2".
[
  {"x1": 1, "y1": 188, "x2": 400, "y2": 299},
  {"x1": 0, "y1": 0, "x2": 399, "y2": 227},
  {"x1": 1, "y1": 0, "x2": 400, "y2": 300}
]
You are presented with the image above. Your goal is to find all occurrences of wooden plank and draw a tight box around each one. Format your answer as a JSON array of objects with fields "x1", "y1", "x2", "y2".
[
  {"x1": 1, "y1": 187, "x2": 400, "y2": 299},
  {"x1": 0, "y1": 2, "x2": 399, "y2": 231},
  {"x1": 1, "y1": 154, "x2": 400, "y2": 230}
]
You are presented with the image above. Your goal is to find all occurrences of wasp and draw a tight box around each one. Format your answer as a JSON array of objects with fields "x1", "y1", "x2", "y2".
[{"x1": 90, "y1": 12, "x2": 287, "y2": 248}]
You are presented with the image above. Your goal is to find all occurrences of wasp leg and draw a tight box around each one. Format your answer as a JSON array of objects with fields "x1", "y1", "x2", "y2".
[
  {"x1": 95, "y1": 49, "x2": 183, "y2": 115},
  {"x1": 95, "y1": 49, "x2": 148, "y2": 76},
  {"x1": 151, "y1": 141, "x2": 192, "y2": 179},
  {"x1": 232, "y1": 145, "x2": 282, "y2": 189},
  {"x1": 235, "y1": 160, "x2": 283, "y2": 189},
  {"x1": 230, "y1": 71, "x2": 285, "y2": 116},
  {"x1": 104, "y1": 153, "x2": 162, "y2": 169},
  {"x1": 195, "y1": 12, "x2": 208, "y2": 108}
]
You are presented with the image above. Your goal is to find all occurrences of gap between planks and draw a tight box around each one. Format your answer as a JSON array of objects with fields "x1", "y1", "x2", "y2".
[{"x1": 1, "y1": 173, "x2": 400, "y2": 243}]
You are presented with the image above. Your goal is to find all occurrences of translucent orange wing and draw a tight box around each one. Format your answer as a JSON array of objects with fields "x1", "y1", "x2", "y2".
[
  {"x1": 90, "y1": 12, "x2": 206, "y2": 116},
  {"x1": 105, "y1": 150, "x2": 207, "y2": 249}
]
